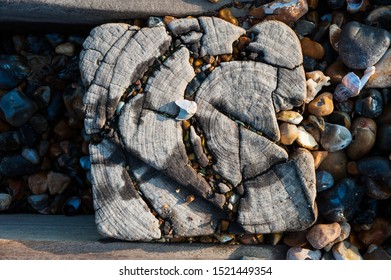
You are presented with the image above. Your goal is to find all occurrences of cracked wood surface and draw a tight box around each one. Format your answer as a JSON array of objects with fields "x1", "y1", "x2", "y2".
[{"x1": 81, "y1": 17, "x2": 317, "y2": 241}]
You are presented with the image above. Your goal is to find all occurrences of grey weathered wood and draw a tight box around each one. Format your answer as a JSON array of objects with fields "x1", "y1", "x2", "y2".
[
  {"x1": 248, "y1": 20, "x2": 303, "y2": 69},
  {"x1": 82, "y1": 18, "x2": 314, "y2": 241},
  {"x1": 198, "y1": 17, "x2": 246, "y2": 56},
  {"x1": 237, "y1": 149, "x2": 317, "y2": 233},
  {"x1": 89, "y1": 138, "x2": 161, "y2": 241},
  {"x1": 144, "y1": 47, "x2": 195, "y2": 115}
]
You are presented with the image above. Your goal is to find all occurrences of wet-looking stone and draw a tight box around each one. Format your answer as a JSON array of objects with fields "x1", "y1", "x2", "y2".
[{"x1": 80, "y1": 17, "x2": 317, "y2": 241}]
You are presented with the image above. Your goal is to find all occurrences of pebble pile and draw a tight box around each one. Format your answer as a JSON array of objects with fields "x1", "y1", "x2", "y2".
[{"x1": 0, "y1": 0, "x2": 390, "y2": 260}]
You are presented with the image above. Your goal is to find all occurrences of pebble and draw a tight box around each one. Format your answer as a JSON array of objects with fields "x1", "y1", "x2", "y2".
[
  {"x1": 320, "y1": 123, "x2": 352, "y2": 152},
  {"x1": 332, "y1": 241, "x2": 363, "y2": 260},
  {"x1": 286, "y1": 247, "x2": 322, "y2": 260},
  {"x1": 305, "y1": 70, "x2": 331, "y2": 103},
  {"x1": 324, "y1": 222, "x2": 352, "y2": 251},
  {"x1": 55, "y1": 42, "x2": 76, "y2": 57},
  {"x1": 347, "y1": 161, "x2": 360, "y2": 175},
  {"x1": 329, "y1": 24, "x2": 341, "y2": 52},
  {"x1": 366, "y1": 5, "x2": 391, "y2": 30},
  {"x1": 301, "y1": 120, "x2": 321, "y2": 142},
  {"x1": 249, "y1": 0, "x2": 309, "y2": 26},
  {"x1": 27, "y1": 194, "x2": 50, "y2": 214},
  {"x1": 358, "y1": 217, "x2": 391, "y2": 246},
  {"x1": 32, "y1": 85, "x2": 51, "y2": 108},
  {"x1": 147, "y1": 17, "x2": 164, "y2": 28},
  {"x1": 217, "y1": 8, "x2": 238, "y2": 26},
  {"x1": 17, "y1": 123, "x2": 38, "y2": 147},
  {"x1": 347, "y1": 117, "x2": 377, "y2": 160},
  {"x1": 283, "y1": 230, "x2": 309, "y2": 247},
  {"x1": 63, "y1": 83, "x2": 85, "y2": 120},
  {"x1": 0, "y1": 131, "x2": 21, "y2": 152},
  {"x1": 63, "y1": 196, "x2": 81, "y2": 216},
  {"x1": 328, "y1": 111, "x2": 351, "y2": 129},
  {"x1": 316, "y1": 170, "x2": 334, "y2": 192},
  {"x1": 0, "y1": 193, "x2": 12, "y2": 211},
  {"x1": 338, "y1": 21, "x2": 391, "y2": 69},
  {"x1": 366, "y1": 49, "x2": 391, "y2": 88},
  {"x1": 47, "y1": 171, "x2": 71, "y2": 195},
  {"x1": 0, "y1": 154, "x2": 40, "y2": 177},
  {"x1": 21, "y1": 147, "x2": 40, "y2": 164},
  {"x1": 325, "y1": 59, "x2": 349, "y2": 84},
  {"x1": 300, "y1": 37, "x2": 325, "y2": 60},
  {"x1": 294, "y1": 20, "x2": 316, "y2": 37},
  {"x1": 0, "y1": 55, "x2": 30, "y2": 89},
  {"x1": 306, "y1": 222, "x2": 341, "y2": 249},
  {"x1": 334, "y1": 100, "x2": 355, "y2": 114},
  {"x1": 312, "y1": 150, "x2": 328, "y2": 169},
  {"x1": 357, "y1": 156, "x2": 391, "y2": 179},
  {"x1": 218, "y1": 182, "x2": 231, "y2": 194},
  {"x1": 364, "y1": 244, "x2": 391, "y2": 260},
  {"x1": 80, "y1": 156, "x2": 91, "y2": 171},
  {"x1": 45, "y1": 33, "x2": 65, "y2": 48},
  {"x1": 276, "y1": 111, "x2": 303, "y2": 125},
  {"x1": 28, "y1": 172, "x2": 48, "y2": 195},
  {"x1": 238, "y1": 234, "x2": 258, "y2": 245},
  {"x1": 296, "y1": 126, "x2": 319, "y2": 150},
  {"x1": 364, "y1": 176, "x2": 391, "y2": 200},
  {"x1": 317, "y1": 178, "x2": 364, "y2": 222},
  {"x1": 308, "y1": 92, "x2": 334, "y2": 117},
  {"x1": 279, "y1": 122, "x2": 299, "y2": 145},
  {"x1": 0, "y1": 88, "x2": 38, "y2": 127},
  {"x1": 318, "y1": 150, "x2": 347, "y2": 182},
  {"x1": 355, "y1": 89, "x2": 384, "y2": 118},
  {"x1": 378, "y1": 124, "x2": 391, "y2": 153},
  {"x1": 308, "y1": 115, "x2": 325, "y2": 132}
]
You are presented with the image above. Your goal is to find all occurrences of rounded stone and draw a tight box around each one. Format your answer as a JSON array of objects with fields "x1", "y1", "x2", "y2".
[
  {"x1": 364, "y1": 176, "x2": 391, "y2": 200},
  {"x1": 358, "y1": 217, "x2": 391, "y2": 246},
  {"x1": 317, "y1": 178, "x2": 364, "y2": 222},
  {"x1": 338, "y1": 21, "x2": 391, "y2": 69},
  {"x1": 279, "y1": 122, "x2": 299, "y2": 145},
  {"x1": 355, "y1": 89, "x2": 384, "y2": 118},
  {"x1": 0, "y1": 193, "x2": 12, "y2": 211},
  {"x1": 378, "y1": 124, "x2": 391, "y2": 153},
  {"x1": 306, "y1": 222, "x2": 341, "y2": 249},
  {"x1": 63, "y1": 83, "x2": 85, "y2": 120},
  {"x1": 0, "y1": 55, "x2": 30, "y2": 89},
  {"x1": 347, "y1": 117, "x2": 377, "y2": 160},
  {"x1": 300, "y1": 37, "x2": 325, "y2": 60},
  {"x1": 332, "y1": 241, "x2": 363, "y2": 260},
  {"x1": 308, "y1": 92, "x2": 334, "y2": 117},
  {"x1": 55, "y1": 42, "x2": 76, "y2": 57},
  {"x1": 294, "y1": 20, "x2": 316, "y2": 37},
  {"x1": 366, "y1": 49, "x2": 391, "y2": 88},
  {"x1": 296, "y1": 126, "x2": 319, "y2": 150},
  {"x1": 276, "y1": 111, "x2": 303, "y2": 125},
  {"x1": 28, "y1": 172, "x2": 48, "y2": 195},
  {"x1": 0, "y1": 88, "x2": 38, "y2": 127},
  {"x1": 320, "y1": 123, "x2": 352, "y2": 152},
  {"x1": 318, "y1": 150, "x2": 347, "y2": 182},
  {"x1": 316, "y1": 170, "x2": 334, "y2": 192},
  {"x1": 27, "y1": 194, "x2": 50, "y2": 214},
  {"x1": 283, "y1": 230, "x2": 309, "y2": 247},
  {"x1": 325, "y1": 59, "x2": 349, "y2": 85},
  {"x1": 286, "y1": 247, "x2": 322, "y2": 260},
  {"x1": 357, "y1": 156, "x2": 391, "y2": 179},
  {"x1": 47, "y1": 171, "x2": 71, "y2": 195},
  {"x1": 312, "y1": 150, "x2": 328, "y2": 169}
]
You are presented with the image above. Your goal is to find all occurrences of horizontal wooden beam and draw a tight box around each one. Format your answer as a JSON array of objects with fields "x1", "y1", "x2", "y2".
[{"x1": 0, "y1": 214, "x2": 287, "y2": 260}]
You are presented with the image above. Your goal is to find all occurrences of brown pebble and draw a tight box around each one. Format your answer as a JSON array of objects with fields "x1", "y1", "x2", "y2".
[
  {"x1": 308, "y1": 92, "x2": 334, "y2": 117},
  {"x1": 185, "y1": 194, "x2": 195, "y2": 204},
  {"x1": 358, "y1": 217, "x2": 391, "y2": 246},
  {"x1": 325, "y1": 59, "x2": 349, "y2": 84},
  {"x1": 347, "y1": 161, "x2": 359, "y2": 175},
  {"x1": 283, "y1": 230, "x2": 309, "y2": 247},
  {"x1": 182, "y1": 120, "x2": 191, "y2": 130},
  {"x1": 238, "y1": 234, "x2": 259, "y2": 245},
  {"x1": 236, "y1": 36, "x2": 251, "y2": 50},
  {"x1": 318, "y1": 150, "x2": 347, "y2": 182},
  {"x1": 218, "y1": 8, "x2": 238, "y2": 25},
  {"x1": 347, "y1": 117, "x2": 377, "y2": 160},
  {"x1": 28, "y1": 172, "x2": 48, "y2": 195},
  {"x1": 220, "y1": 220, "x2": 230, "y2": 232},
  {"x1": 220, "y1": 54, "x2": 233, "y2": 62},
  {"x1": 53, "y1": 120, "x2": 78, "y2": 140},
  {"x1": 279, "y1": 122, "x2": 299, "y2": 145},
  {"x1": 133, "y1": 19, "x2": 145, "y2": 28},
  {"x1": 8, "y1": 179, "x2": 27, "y2": 201},
  {"x1": 163, "y1": 16, "x2": 176, "y2": 25},
  {"x1": 203, "y1": 55, "x2": 215, "y2": 65},
  {"x1": 47, "y1": 171, "x2": 71, "y2": 195},
  {"x1": 324, "y1": 222, "x2": 351, "y2": 251},
  {"x1": 312, "y1": 151, "x2": 329, "y2": 169},
  {"x1": 306, "y1": 222, "x2": 342, "y2": 249},
  {"x1": 301, "y1": 37, "x2": 325, "y2": 60},
  {"x1": 307, "y1": 0, "x2": 318, "y2": 9},
  {"x1": 199, "y1": 236, "x2": 214, "y2": 243},
  {"x1": 49, "y1": 143, "x2": 62, "y2": 158},
  {"x1": 193, "y1": 58, "x2": 203, "y2": 68}
]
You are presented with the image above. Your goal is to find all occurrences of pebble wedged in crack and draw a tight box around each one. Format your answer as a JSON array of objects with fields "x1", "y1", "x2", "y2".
[{"x1": 81, "y1": 17, "x2": 316, "y2": 241}]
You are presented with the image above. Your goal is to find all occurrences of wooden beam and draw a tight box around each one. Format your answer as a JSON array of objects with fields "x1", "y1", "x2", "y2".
[{"x1": 0, "y1": 214, "x2": 287, "y2": 260}]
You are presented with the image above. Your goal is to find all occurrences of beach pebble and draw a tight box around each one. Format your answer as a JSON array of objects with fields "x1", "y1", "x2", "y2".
[
  {"x1": 301, "y1": 37, "x2": 325, "y2": 60},
  {"x1": 332, "y1": 241, "x2": 363, "y2": 260},
  {"x1": 320, "y1": 123, "x2": 352, "y2": 152},
  {"x1": 21, "y1": 147, "x2": 40, "y2": 164},
  {"x1": 318, "y1": 150, "x2": 347, "y2": 182},
  {"x1": 276, "y1": 111, "x2": 303, "y2": 124},
  {"x1": 306, "y1": 222, "x2": 341, "y2": 249},
  {"x1": 286, "y1": 247, "x2": 322, "y2": 260},
  {"x1": 358, "y1": 217, "x2": 391, "y2": 246},
  {"x1": 0, "y1": 88, "x2": 38, "y2": 127},
  {"x1": 0, "y1": 55, "x2": 30, "y2": 89},
  {"x1": 294, "y1": 20, "x2": 316, "y2": 37},
  {"x1": 63, "y1": 83, "x2": 85, "y2": 120},
  {"x1": 325, "y1": 60, "x2": 349, "y2": 84},
  {"x1": 364, "y1": 176, "x2": 391, "y2": 200},
  {"x1": 308, "y1": 92, "x2": 334, "y2": 117},
  {"x1": 28, "y1": 172, "x2": 48, "y2": 195},
  {"x1": 47, "y1": 171, "x2": 71, "y2": 195},
  {"x1": 55, "y1": 42, "x2": 75, "y2": 57},
  {"x1": 316, "y1": 170, "x2": 334, "y2": 192},
  {"x1": 296, "y1": 126, "x2": 319, "y2": 150},
  {"x1": 317, "y1": 178, "x2": 364, "y2": 222},
  {"x1": 0, "y1": 154, "x2": 40, "y2": 177},
  {"x1": 355, "y1": 89, "x2": 384, "y2": 118},
  {"x1": 27, "y1": 194, "x2": 50, "y2": 214},
  {"x1": 357, "y1": 156, "x2": 391, "y2": 179},
  {"x1": 347, "y1": 117, "x2": 377, "y2": 160},
  {"x1": 279, "y1": 123, "x2": 299, "y2": 145},
  {"x1": 338, "y1": 21, "x2": 391, "y2": 69},
  {"x1": 328, "y1": 111, "x2": 351, "y2": 130},
  {"x1": 312, "y1": 151, "x2": 328, "y2": 169},
  {"x1": 366, "y1": 49, "x2": 391, "y2": 88},
  {"x1": 283, "y1": 230, "x2": 309, "y2": 247},
  {"x1": 0, "y1": 193, "x2": 12, "y2": 211}
]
